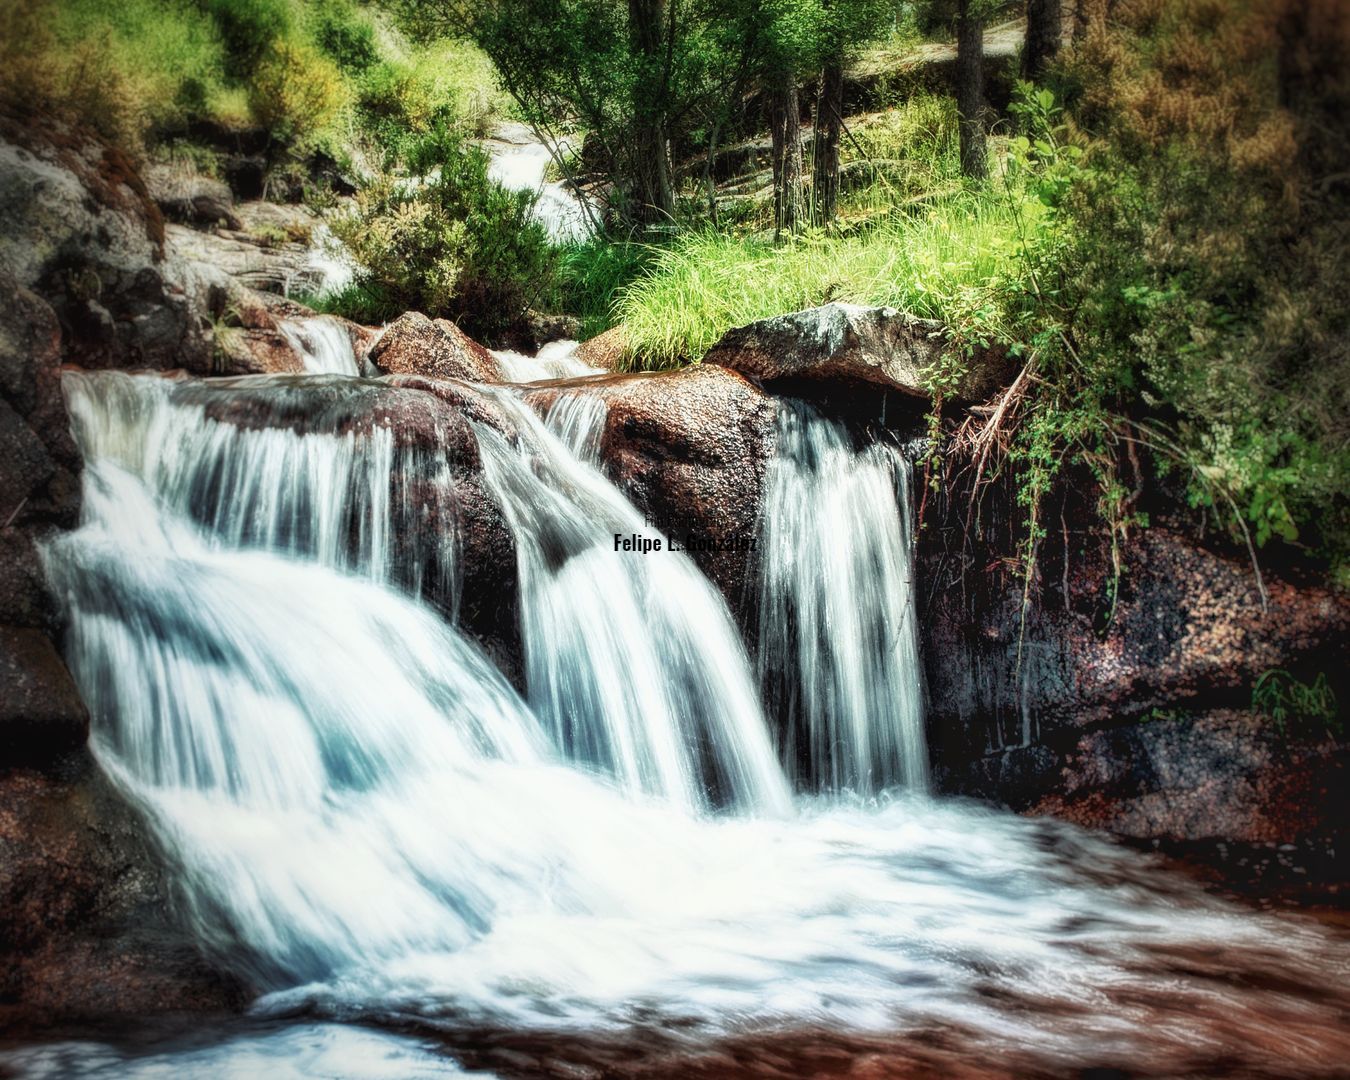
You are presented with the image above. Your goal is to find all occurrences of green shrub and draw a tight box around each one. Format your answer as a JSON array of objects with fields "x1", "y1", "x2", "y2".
[
  {"x1": 248, "y1": 38, "x2": 348, "y2": 147},
  {"x1": 204, "y1": 0, "x2": 293, "y2": 79},
  {"x1": 310, "y1": 1, "x2": 379, "y2": 73},
  {"x1": 330, "y1": 127, "x2": 555, "y2": 339}
]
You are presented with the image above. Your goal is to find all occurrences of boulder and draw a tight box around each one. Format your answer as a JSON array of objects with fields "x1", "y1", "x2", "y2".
[
  {"x1": 369, "y1": 311, "x2": 499, "y2": 384},
  {"x1": 527, "y1": 365, "x2": 776, "y2": 601},
  {"x1": 574, "y1": 325, "x2": 630, "y2": 372},
  {"x1": 702, "y1": 302, "x2": 1013, "y2": 404},
  {"x1": 142, "y1": 163, "x2": 241, "y2": 230},
  {"x1": 0, "y1": 755, "x2": 246, "y2": 1027},
  {"x1": 0, "y1": 627, "x2": 89, "y2": 766},
  {"x1": 212, "y1": 327, "x2": 306, "y2": 375}
]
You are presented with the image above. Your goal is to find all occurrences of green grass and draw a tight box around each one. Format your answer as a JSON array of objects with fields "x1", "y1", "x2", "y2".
[
  {"x1": 616, "y1": 190, "x2": 1042, "y2": 367},
  {"x1": 1, "y1": 0, "x2": 506, "y2": 163}
]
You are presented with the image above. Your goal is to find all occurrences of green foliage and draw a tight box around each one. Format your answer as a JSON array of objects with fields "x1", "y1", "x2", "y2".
[
  {"x1": 618, "y1": 188, "x2": 1038, "y2": 366},
  {"x1": 1252, "y1": 670, "x2": 1340, "y2": 739},
  {"x1": 311, "y1": 0, "x2": 380, "y2": 72},
  {"x1": 248, "y1": 38, "x2": 349, "y2": 148},
  {"x1": 203, "y1": 0, "x2": 293, "y2": 79},
  {"x1": 330, "y1": 127, "x2": 555, "y2": 339},
  {"x1": 540, "y1": 239, "x2": 655, "y2": 341}
]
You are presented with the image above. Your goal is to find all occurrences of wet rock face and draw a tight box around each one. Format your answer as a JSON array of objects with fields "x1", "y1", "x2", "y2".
[
  {"x1": 921, "y1": 523, "x2": 1350, "y2": 844},
  {"x1": 528, "y1": 366, "x2": 778, "y2": 603},
  {"x1": 0, "y1": 755, "x2": 247, "y2": 1028},
  {"x1": 370, "y1": 312, "x2": 500, "y2": 384},
  {"x1": 0, "y1": 628, "x2": 89, "y2": 766},
  {"x1": 701, "y1": 302, "x2": 1014, "y2": 404},
  {"x1": 1025, "y1": 710, "x2": 1345, "y2": 845}
]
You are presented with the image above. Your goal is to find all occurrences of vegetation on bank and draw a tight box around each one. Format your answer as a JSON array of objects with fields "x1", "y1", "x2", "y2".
[{"x1": 4, "y1": 0, "x2": 1345, "y2": 586}]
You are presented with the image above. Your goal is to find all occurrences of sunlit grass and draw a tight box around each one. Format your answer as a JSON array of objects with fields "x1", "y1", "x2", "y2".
[{"x1": 616, "y1": 189, "x2": 1041, "y2": 368}]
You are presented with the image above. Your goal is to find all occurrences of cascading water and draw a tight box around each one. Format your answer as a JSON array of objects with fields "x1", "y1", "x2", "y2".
[
  {"x1": 757, "y1": 401, "x2": 928, "y2": 793},
  {"x1": 471, "y1": 387, "x2": 790, "y2": 814},
  {"x1": 62, "y1": 371, "x2": 458, "y2": 609},
  {"x1": 491, "y1": 340, "x2": 601, "y2": 383},
  {"x1": 277, "y1": 316, "x2": 362, "y2": 376},
  {"x1": 19, "y1": 368, "x2": 1350, "y2": 1077}
]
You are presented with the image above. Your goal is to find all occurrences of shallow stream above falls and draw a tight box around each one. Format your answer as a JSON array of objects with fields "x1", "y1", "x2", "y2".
[{"x1": 7, "y1": 350, "x2": 1349, "y2": 1078}]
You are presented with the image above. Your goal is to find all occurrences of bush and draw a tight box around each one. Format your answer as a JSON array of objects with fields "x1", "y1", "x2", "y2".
[
  {"x1": 248, "y1": 38, "x2": 348, "y2": 148},
  {"x1": 204, "y1": 0, "x2": 293, "y2": 79},
  {"x1": 310, "y1": 1, "x2": 379, "y2": 73},
  {"x1": 330, "y1": 127, "x2": 555, "y2": 340}
]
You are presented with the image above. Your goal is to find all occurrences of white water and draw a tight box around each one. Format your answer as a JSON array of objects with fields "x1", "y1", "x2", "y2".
[
  {"x1": 278, "y1": 316, "x2": 362, "y2": 376},
  {"x1": 62, "y1": 371, "x2": 458, "y2": 608},
  {"x1": 485, "y1": 123, "x2": 594, "y2": 242},
  {"x1": 491, "y1": 340, "x2": 601, "y2": 383},
  {"x1": 758, "y1": 402, "x2": 929, "y2": 793},
  {"x1": 31, "y1": 370, "x2": 1350, "y2": 1077},
  {"x1": 472, "y1": 387, "x2": 790, "y2": 814}
]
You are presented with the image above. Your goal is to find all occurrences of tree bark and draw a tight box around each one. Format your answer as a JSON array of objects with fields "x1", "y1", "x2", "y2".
[
  {"x1": 769, "y1": 71, "x2": 803, "y2": 237},
  {"x1": 812, "y1": 59, "x2": 844, "y2": 226},
  {"x1": 1023, "y1": 0, "x2": 1062, "y2": 82},
  {"x1": 956, "y1": 0, "x2": 988, "y2": 181},
  {"x1": 628, "y1": 0, "x2": 675, "y2": 224}
]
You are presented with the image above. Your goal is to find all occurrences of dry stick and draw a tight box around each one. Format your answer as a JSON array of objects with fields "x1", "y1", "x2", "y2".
[{"x1": 2, "y1": 497, "x2": 27, "y2": 529}]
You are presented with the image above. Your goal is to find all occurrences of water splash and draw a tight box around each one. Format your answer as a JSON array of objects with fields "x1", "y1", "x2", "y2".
[
  {"x1": 492, "y1": 340, "x2": 600, "y2": 383},
  {"x1": 471, "y1": 387, "x2": 791, "y2": 815},
  {"x1": 757, "y1": 401, "x2": 928, "y2": 793},
  {"x1": 278, "y1": 317, "x2": 361, "y2": 376}
]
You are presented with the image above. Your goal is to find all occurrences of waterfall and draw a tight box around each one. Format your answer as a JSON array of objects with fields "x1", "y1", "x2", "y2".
[
  {"x1": 278, "y1": 317, "x2": 362, "y2": 376},
  {"x1": 29, "y1": 369, "x2": 1350, "y2": 1076},
  {"x1": 471, "y1": 387, "x2": 791, "y2": 815},
  {"x1": 62, "y1": 371, "x2": 458, "y2": 610},
  {"x1": 757, "y1": 401, "x2": 928, "y2": 794}
]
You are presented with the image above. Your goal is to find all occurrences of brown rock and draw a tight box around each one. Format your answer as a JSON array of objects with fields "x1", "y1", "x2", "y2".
[
  {"x1": 702, "y1": 303, "x2": 1013, "y2": 404},
  {"x1": 1026, "y1": 709, "x2": 1344, "y2": 844},
  {"x1": 213, "y1": 326, "x2": 306, "y2": 375},
  {"x1": 0, "y1": 627, "x2": 89, "y2": 765},
  {"x1": 369, "y1": 312, "x2": 499, "y2": 383},
  {"x1": 0, "y1": 756, "x2": 246, "y2": 1027},
  {"x1": 574, "y1": 325, "x2": 630, "y2": 372},
  {"x1": 527, "y1": 365, "x2": 776, "y2": 601}
]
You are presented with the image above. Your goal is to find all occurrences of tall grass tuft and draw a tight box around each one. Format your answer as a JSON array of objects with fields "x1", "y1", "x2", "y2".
[{"x1": 617, "y1": 191, "x2": 1040, "y2": 367}]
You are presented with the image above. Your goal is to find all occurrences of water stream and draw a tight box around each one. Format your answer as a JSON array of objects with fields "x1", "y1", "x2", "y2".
[{"x1": 16, "y1": 368, "x2": 1350, "y2": 1078}]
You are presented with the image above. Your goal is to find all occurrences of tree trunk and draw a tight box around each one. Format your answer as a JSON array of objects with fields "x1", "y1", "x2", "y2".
[
  {"x1": 628, "y1": 0, "x2": 675, "y2": 224},
  {"x1": 812, "y1": 58, "x2": 843, "y2": 226},
  {"x1": 1023, "y1": 0, "x2": 1062, "y2": 82},
  {"x1": 769, "y1": 71, "x2": 803, "y2": 237},
  {"x1": 956, "y1": 0, "x2": 988, "y2": 181}
]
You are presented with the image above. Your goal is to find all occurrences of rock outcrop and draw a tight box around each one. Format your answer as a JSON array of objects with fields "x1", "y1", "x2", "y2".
[
  {"x1": 922, "y1": 522, "x2": 1349, "y2": 846},
  {"x1": 369, "y1": 312, "x2": 500, "y2": 384},
  {"x1": 0, "y1": 125, "x2": 212, "y2": 373},
  {"x1": 0, "y1": 755, "x2": 247, "y2": 1027},
  {"x1": 702, "y1": 302, "x2": 1013, "y2": 404},
  {"x1": 528, "y1": 365, "x2": 777, "y2": 601}
]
